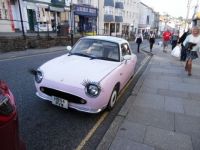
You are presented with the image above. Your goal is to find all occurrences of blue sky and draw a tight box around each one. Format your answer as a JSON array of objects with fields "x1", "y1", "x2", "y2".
[{"x1": 141, "y1": 0, "x2": 197, "y2": 18}]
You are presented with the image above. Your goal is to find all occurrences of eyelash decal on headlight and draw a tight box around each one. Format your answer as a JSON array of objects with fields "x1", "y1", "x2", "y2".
[{"x1": 82, "y1": 79, "x2": 101, "y2": 90}]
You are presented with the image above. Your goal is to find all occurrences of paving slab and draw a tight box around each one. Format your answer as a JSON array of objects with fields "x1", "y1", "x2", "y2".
[
  {"x1": 110, "y1": 136, "x2": 155, "y2": 150},
  {"x1": 127, "y1": 106, "x2": 174, "y2": 131},
  {"x1": 183, "y1": 77, "x2": 200, "y2": 84},
  {"x1": 144, "y1": 126, "x2": 193, "y2": 150},
  {"x1": 157, "y1": 89, "x2": 190, "y2": 99},
  {"x1": 139, "y1": 86, "x2": 158, "y2": 95},
  {"x1": 133, "y1": 93, "x2": 165, "y2": 110},
  {"x1": 164, "y1": 96, "x2": 184, "y2": 114},
  {"x1": 116, "y1": 121, "x2": 146, "y2": 143},
  {"x1": 191, "y1": 135, "x2": 200, "y2": 150},
  {"x1": 175, "y1": 113, "x2": 200, "y2": 137},
  {"x1": 154, "y1": 76, "x2": 183, "y2": 83},
  {"x1": 169, "y1": 82, "x2": 200, "y2": 93},
  {"x1": 183, "y1": 100, "x2": 200, "y2": 117},
  {"x1": 149, "y1": 67, "x2": 183, "y2": 74},
  {"x1": 189, "y1": 93, "x2": 200, "y2": 101},
  {"x1": 142, "y1": 80, "x2": 169, "y2": 89}
]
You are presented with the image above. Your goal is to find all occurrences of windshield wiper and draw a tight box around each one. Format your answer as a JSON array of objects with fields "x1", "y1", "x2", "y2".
[
  {"x1": 90, "y1": 56, "x2": 116, "y2": 61},
  {"x1": 69, "y1": 52, "x2": 90, "y2": 57}
]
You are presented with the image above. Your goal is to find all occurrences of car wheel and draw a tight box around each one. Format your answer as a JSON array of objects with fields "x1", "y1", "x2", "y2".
[{"x1": 107, "y1": 88, "x2": 118, "y2": 110}]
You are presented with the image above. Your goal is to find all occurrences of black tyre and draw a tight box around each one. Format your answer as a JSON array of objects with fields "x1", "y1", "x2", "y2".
[{"x1": 107, "y1": 87, "x2": 118, "y2": 110}]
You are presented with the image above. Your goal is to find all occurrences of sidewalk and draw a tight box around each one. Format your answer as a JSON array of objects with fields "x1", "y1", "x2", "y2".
[{"x1": 97, "y1": 44, "x2": 200, "y2": 150}]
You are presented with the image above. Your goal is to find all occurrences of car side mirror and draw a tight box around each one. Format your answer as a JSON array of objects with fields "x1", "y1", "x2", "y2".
[
  {"x1": 66, "y1": 46, "x2": 72, "y2": 51},
  {"x1": 123, "y1": 55, "x2": 132, "y2": 60}
]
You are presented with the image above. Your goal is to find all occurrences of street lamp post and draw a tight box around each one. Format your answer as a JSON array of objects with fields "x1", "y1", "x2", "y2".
[
  {"x1": 70, "y1": 2, "x2": 74, "y2": 46},
  {"x1": 98, "y1": 0, "x2": 99, "y2": 35},
  {"x1": 185, "y1": 0, "x2": 192, "y2": 31},
  {"x1": 17, "y1": 0, "x2": 25, "y2": 38}
]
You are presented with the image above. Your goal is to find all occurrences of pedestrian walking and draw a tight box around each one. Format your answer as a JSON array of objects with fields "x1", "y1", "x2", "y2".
[
  {"x1": 171, "y1": 31, "x2": 179, "y2": 50},
  {"x1": 178, "y1": 30, "x2": 190, "y2": 61},
  {"x1": 149, "y1": 31, "x2": 155, "y2": 52},
  {"x1": 135, "y1": 33, "x2": 143, "y2": 53},
  {"x1": 162, "y1": 29, "x2": 171, "y2": 52},
  {"x1": 183, "y1": 26, "x2": 200, "y2": 76}
]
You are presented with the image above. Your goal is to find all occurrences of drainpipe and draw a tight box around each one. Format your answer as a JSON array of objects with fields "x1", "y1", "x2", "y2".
[{"x1": 17, "y1": 0, "x2": 25, "y2": 38}]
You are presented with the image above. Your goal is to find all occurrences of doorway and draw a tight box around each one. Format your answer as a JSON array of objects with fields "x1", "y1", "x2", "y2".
[{"x1": 27, "y1": 9, "x2": 36, "y2": 32}]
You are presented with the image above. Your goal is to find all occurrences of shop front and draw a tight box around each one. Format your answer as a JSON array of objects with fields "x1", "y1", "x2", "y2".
[
  {"x1": 73, "y1": 4, "x2": 98, "y2": 35},
  {"x1": 24, "y1": 1, "x2": 52, "y2": 32}
]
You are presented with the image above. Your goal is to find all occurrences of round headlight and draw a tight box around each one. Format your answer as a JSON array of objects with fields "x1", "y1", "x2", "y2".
[
  {"x1": 85, "y1": 84, "x2": 101, "y2": 97},
  {"x1": 35, "y1": 70, "x2": 43, "y2": 83}
]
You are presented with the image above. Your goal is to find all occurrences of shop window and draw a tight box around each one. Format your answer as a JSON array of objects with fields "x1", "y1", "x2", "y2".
[
  {"x1": 116, "y1": 23, "x2": 120, "y2": 32},
  {"x1": 2, "y1": 2, "x2": 5, "y2": 9},
  {"x1": 4, "y1": 9, "x2": 7, "y2": 19}
]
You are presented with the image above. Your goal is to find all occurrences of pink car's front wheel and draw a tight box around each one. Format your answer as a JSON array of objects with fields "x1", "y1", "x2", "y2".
[{"x1": 107, "y1": 87, "x2": 118, "y2": 110}]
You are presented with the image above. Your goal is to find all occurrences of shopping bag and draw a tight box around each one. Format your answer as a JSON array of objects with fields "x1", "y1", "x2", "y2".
[{"x1": 171, "y1": 45, "x2": 181, "y2": 58}]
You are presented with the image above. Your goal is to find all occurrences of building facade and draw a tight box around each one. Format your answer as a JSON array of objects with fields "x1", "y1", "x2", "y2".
[
  {"x1": 138, "y1": 2, "x2": 159, "y2": 37},
  {"x1": 123, "y1": 0, "x2": 140, "y2": 36},
  {"x1": 0, "y1": 0, "x2": 15, "y2": 32},
  {"x1": 104, "y1": 0, "x2": 124, "y2": 36},
  {"x1": 10, "y1": 0, "x2": 70, "y2": 32},
  {"x1": 0, "y1": 0, "x2": 160, "y2": 38}
]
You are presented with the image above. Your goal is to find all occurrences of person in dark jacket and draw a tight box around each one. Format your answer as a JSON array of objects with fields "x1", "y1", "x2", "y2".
[
  {"x1": 135, "y1": 33, "x2": 143, "y2": 53},
  {"x1": 178, "y1": 30, "x2": 190, "y2": 61},
  {"x1": 171, "y1": 31, "x2": 179, "y2": 50}
]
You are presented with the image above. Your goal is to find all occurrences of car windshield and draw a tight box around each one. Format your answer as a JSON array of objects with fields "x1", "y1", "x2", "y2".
[{"x1": 70, "y1": 39, "x2": 120, "y2": 61}]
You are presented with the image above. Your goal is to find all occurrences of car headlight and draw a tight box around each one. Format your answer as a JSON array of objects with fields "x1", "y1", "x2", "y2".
[
  {"x1": 35, "y1": 70, "x2": 43, "y2": 83},
  {"x1": 85, "y1": 83, "x2": 101, "y2": 97}
]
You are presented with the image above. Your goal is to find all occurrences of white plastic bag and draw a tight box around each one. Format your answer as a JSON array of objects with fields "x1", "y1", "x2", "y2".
[{"x1": 171, "y1": 45, "x2": 181, "y2": 58}]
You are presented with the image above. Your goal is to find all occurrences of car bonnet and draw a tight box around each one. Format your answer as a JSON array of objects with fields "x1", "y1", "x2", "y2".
[{"x1": 39, "y1": 54, "x2": 121, "y2": 86}]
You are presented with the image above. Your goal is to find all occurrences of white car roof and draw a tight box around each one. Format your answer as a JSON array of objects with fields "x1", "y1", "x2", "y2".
[{"x1": 82, "y1": 36, "x2": 128, "y2": 45}]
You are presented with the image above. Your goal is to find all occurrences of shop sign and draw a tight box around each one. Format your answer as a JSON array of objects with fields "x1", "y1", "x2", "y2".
[
  {"x1": 74, "y1": 5, "x2": 97, "y2": 17},
  {"x1": 51, "y1": 0, "x2": 65, "y2": 6}
]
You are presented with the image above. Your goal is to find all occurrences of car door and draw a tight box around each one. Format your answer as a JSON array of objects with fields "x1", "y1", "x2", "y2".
[{"x1": 119, "y1": 43, "x2": 135, "y2": 88}]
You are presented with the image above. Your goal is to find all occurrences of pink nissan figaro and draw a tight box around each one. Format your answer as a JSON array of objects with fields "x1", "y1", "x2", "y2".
[{"x1": 34, "y1": 36, "x2": 137, "y2": 113}]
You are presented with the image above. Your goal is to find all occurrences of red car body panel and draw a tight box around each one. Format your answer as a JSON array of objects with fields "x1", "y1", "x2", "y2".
[{"x1": 0, "y1": 81, "x2": 26, "y2": 150}]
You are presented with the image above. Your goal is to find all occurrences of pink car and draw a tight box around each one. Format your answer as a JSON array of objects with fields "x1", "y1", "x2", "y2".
[{"x1": 34, "y1": 36, "x2": 137, "y2": 113}]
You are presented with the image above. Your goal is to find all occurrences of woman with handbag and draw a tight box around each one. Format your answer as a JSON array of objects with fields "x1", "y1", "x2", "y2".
[
  {"x1": 178, "y1": 30, "x2": 190, "y2": 61},
  {"x1": 183, "y1": 26, "x2": 200, "y2": 76}
]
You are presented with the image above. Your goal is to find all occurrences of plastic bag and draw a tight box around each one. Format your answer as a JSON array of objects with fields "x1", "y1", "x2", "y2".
[{"x1": 171, "y1": 45, "x2": 181, "y2": 58}]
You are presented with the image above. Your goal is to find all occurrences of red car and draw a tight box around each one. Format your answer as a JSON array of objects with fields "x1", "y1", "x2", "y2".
[{"x1": 0, "y1": 80, "x2": 25, "y2": 150}]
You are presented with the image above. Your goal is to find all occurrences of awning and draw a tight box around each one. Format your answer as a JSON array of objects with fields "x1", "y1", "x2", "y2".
[
  {"x1": 104, "y1": 0, "x2": 114, "y2": 7},
  {"x1": 115, "y1": 2, "x2": 124, "y2": 9},
  {"x1": 115, "y1": 16, "x2": 123, "y2": 22},
  {"x1": 104, "y1": 15, "x2": 114, "y2": 22}
]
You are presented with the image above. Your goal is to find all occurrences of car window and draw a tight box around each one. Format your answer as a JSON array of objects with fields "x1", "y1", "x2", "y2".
[
  {"x1": 121, "y1": 43, "x2": 131, "y2": 56},
  {"x1": 71, "y1": 39, "x2": 120, "y2": 61}
]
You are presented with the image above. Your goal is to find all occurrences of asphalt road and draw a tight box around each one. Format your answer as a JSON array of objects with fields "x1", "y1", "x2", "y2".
[{"x1": 0, "y1": 41, "x2": 149, "y2": 150}]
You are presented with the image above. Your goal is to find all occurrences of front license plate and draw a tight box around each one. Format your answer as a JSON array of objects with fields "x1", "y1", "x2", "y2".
[{"x1": 52, "y1": 96, "x2": 68, "y2": 109}]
